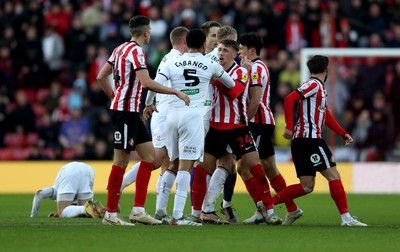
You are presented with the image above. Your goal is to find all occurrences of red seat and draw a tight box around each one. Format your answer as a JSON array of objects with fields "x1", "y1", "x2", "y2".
[
  {"x1": 26, "y1": 132, "x2": 39, "y2": 146},
  {"x1": 0, "y1": 148, "x2": 13, "y2": 160},
  {"x1": 32, "y1": 103, "x2": 47, "y2": 117},
  {"x1": 20, "y1": 89, "x2": 36, "y2": 103},
  {"x1": 12, "y1": 148, "x2": 31, "y2": 160},
  {"x1": 4, "y1": 133, "x2": 26, "y2": 148},
  {"x1": 36, "y1": 88, "x2": 50, "y2": 102}
]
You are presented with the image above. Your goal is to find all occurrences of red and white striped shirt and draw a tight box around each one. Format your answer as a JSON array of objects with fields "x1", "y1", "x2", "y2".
[
  {"x1": 293, "y1": 77, "x2": 327, "y2": 139},
  {"x1": 248, "y1": 58, "x2": 275, "y2": 125},
  {"x1": 211, "y1": 62, "x2": 249, "y2": 129},
  {"x1": 108, "y1": 41, "x2": 147, "y2": 112}
]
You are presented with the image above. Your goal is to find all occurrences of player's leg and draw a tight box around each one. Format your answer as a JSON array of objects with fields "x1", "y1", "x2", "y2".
[
  {"x1": 31, "y1": 187, "x2": 57, "y2": 217},
  {"x1": 321, "y1": 166, "x2": 367, "y2": 226},
  {"x1": 218, "y1": 151, "x2": 238, "y2": 223},
  {"x1": 155, "y1": 160, "x2": 178, "y2": 222}
]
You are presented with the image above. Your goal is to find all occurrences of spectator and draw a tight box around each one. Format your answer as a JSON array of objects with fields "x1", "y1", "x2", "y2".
[
  {"x1": 387, "y1": 61, "x2": 400, "y2": 139},
  {"x1": 68, "y1": 71, "x2": 88, "y2": 111},
  {"x1": 42, "y1": 24, "x2": 64, "y2": 86},
  {"x1": 7, "y1": 91, "x2": 36, "y2": 134},
  {"x1": 37, "y1": 114, "x2": 59, "y2": 149},
  {"x1": 58, "y1": 108, "x2": 90, "y2": 150},
  {"x1": 41, "y1": 80, "x2": 62, "y2": 114},
  {"x1": 278, "y1": 59, "x2": 300, "y2": 90}
]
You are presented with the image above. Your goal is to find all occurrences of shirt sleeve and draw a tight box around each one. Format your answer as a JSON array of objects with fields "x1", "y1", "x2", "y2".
[{"x1": 297, "y1": 81, "x2": 319, "y2": 98}]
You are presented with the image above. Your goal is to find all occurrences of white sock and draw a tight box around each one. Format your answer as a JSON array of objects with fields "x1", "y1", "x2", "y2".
[
  {"x1": 172, "y1": 171, "x2": 191, "y2": 220},
  {"x1": 341, "y1": 212, "x2": 351, "y2": 222},
  {"x1": 202, "y1": 168, "x2": 228, "y2": 213},
  {"x1": 156, "y1": 171, "x2": 176, "y2": 216},
  {"x1": 62, "y1": 205, "x2": 86, "y2": 218},
  {"x1": 121, "y1": 162, "x2": 140, "y2": 191},
  {"x1": 267, "y1": 209, "x2": 275, "y2": 217},
  {"x1": 31, "y1": 187, "x2": 56, "y2": 217},
  {"x1": 191, "y1": 208, "x2": 201, "y2": 218},
  {"x1": 222, "y1": 200, "x2": 232, "y2": 208},
  {"x1": 201, "y1": 174, "x2": 212, "y2": 211},
  {"x1": 155, "y1": 173, "x2": 163, "y2": 213},
  {"x1": 132, "y1": 207, "x2": 145, "y2": 214}
]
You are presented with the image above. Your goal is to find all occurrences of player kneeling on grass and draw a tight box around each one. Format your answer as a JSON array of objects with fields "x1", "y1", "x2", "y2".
[{"x1": 30, "y1": 162, "x2": 105, "y2": 218}]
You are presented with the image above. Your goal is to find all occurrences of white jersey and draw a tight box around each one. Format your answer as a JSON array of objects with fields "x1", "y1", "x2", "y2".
[
  {"x1": 204, "y1": 48, "x2": 219, "y2": 111},
  {"x1": 155, "y1": 52, "x2": 227, "y2": 107},
  {"x1": 154, "y1": 49, "x2": 182, "y2": 114}
]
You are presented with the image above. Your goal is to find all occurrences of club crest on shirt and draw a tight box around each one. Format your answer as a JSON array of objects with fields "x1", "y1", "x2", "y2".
[
  {"x1": 138, "y1": 54, "x2": 146, "y2": 67},
  {"x1": 242, "y1": 73, "x2": 248, "y2": 82},
  {"x1": 251, "y1": 73, "x2": 259, "y2": 81},
  {"x1": 129, "y1": 138, "x2": 134, "y2": 146}
]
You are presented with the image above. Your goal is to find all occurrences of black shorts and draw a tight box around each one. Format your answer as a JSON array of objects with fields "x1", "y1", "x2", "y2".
[
  {"x1": 110, "y1": 110, "x2": 151, "y2": 151},
  {"x1": 248, "y1": 122, "x2": 275, "y2": 159},
  {"x1": 291, "y1": 138, "x2": 336, "y2": 177},
  {"x1": 205, "y1": 126, "x2": 257, "y2": 160}
]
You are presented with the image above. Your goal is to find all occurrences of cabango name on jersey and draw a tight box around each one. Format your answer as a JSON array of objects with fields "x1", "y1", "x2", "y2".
[{"x1": 175, "y1": 60, "x2": 208, "y2": 70}]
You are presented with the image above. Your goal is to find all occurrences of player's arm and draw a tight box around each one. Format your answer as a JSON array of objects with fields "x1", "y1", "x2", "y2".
[
  {"x1": 136, "y1": 69, "x2": 190, "y2": 105},
  {"x1": 283, "y1": 90, "x2": 302, "y2": 139},
  {"x1": 30, "y1": 187, "x2": 57, "y2": 217},
  {"x1": 96, "y1": 62, "x2": 114, "y2": 99},
  {"x1": 325, "y1": 108, "x2": 353, "y2": 146},
  {"x1": 247, "y1": 85, "x2": 262, "y2": 121}
]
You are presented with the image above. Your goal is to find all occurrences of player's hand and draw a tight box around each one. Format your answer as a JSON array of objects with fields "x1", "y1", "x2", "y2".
[
  {"x1": 48, "y1": 212, "x2": 59, "y2": 217},
  {"x1": 283, "y1": 128, "x2": 293, "y2": 139},
  {"x1": 143, "y1": 104, "x2": 157, "y2": 120},
  {"x1": 241, "y1": 56, "x2": 253, "y2": 71},
  {"x1": 176, "y1": 91, "x2": 190, "y2": 106},
  {"x1": 344, "y1": 134, "x2": 353, "y2": 147}
]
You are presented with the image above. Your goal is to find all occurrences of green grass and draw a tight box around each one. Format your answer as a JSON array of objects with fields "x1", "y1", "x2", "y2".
[{"x1": 1, "y1": 193, "x2": 399, "y2": 252}]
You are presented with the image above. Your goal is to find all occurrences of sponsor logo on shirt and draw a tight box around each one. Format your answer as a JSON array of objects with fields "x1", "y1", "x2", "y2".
[{"x1": 181, "y1": 89, "x2": 200, "y2": 95}]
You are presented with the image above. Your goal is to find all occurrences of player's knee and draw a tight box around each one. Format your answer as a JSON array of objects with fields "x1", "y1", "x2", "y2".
[{"x1": 302, "y1": 185, "x2": 314, "y2": 194}]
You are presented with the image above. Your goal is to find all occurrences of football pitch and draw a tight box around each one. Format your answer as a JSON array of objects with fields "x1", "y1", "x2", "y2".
[{"x1": 1, "y1": 193, "x2": 399, "y2": 252}]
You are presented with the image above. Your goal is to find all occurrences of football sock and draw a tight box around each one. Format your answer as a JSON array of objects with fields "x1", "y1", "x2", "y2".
[
  {"x1": 107, "y1": 165, "x2": 125, "y2": 212},
  {"x1": 329, "y1": 179, "x2": 349, "y2": 214},
  {"x1": 272, "y1": 183, "x2": 307, "y2": 205},
  {"x1": 134, "y1": 161, "x2": 153, "y2": 208},
  {"x1": 156, "y1": 170, "x2": 176, "y2": 216},
  {"x1": 121, "y1": 162, "x2": 140, "y2": 191},
  {"x1": 62, "y1": 205, "x2": 86, "y2": 218},
  {"x1": 244, "y1": 176, "x2": 260, "y2": 204},
  {"x1": 270, "y1": 174, "x2": 298, "y2": 212},
  {"x1": 250, "y1": 164, "x2": 273, "y2": 210},
  {"x1": 31, "y1": 187, "x2": 56, "y2": 217},
  {"x1": 155, "y1": 173, "x2": 163, "y2": 212},
  {"x1": 172, "y1": 171, "x2": 191, "y2": 220},
  {"x1": 191, "y1": 165, "x2": 208, "y2": 212},
  {"x1": 223, "y1": 172, "x2": 237, "y2": 206},
  {"x1": 203, "y1": 168, "x2": 228, "y2": 213}
]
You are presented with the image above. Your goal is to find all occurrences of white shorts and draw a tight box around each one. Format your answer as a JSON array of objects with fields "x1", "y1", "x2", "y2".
[
  {"x1": 166, "y1": 107, "x2": 204, "y2": 162},
  {"x1": 54, "y1": 162, "x2": 95, "y2": 202},
  {"x1": 151, "y1": 112, "x2": 167, "y2": 149}
]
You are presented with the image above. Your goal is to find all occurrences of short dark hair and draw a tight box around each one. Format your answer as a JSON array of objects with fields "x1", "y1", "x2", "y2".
[
  {"x1": 129, "y1": 15, "x2": 150, "y2": 37},
  {"x1": 307, "y1": 55, "x2": 329, "y2": 74},
  {"x1": 201, "y1": 21, "x2": 221, "y2": 36},
  {"x1": 219, "y1": 39, "x2": 239, "y2": 52},
  {"x1": 237, "y1": 32, "x2": 263, "y2": 55},
  {"x1": 186, "y1": 29, "x2": 206, "y2": 49}
]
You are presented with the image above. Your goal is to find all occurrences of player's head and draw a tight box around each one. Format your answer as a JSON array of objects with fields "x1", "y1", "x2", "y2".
[
  {"x1": 129, "y1": 15, "x2": 151, "y2": 44},
  {"x1": 170, "y1": 26, "x2": 189, "y2": 47},
  {"x1": 307, "y1": 55, "x2": 329, "y2": 82},
  {"x1": 218, "y1": 39, "x2": 239, "y2": 69},
  {"x1": 201, "y1": 21, "x2": 221, "y2": 53},
  {"x1": 217, "y1": 26, "x2": 237, "y2": 43},
  {"x1": 186, "y1": 29, "x2": 206, "y2": 52},
  {"x1": 237, "y1": 32, "x2": 263, "y2": 58}
]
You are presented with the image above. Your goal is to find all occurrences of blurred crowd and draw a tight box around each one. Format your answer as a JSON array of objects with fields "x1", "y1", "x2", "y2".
[{"x1": 0, "y1": 0, "x2": 399, "y2": 161}]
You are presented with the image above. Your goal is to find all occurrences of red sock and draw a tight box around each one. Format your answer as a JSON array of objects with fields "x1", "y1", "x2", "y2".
[
  {"x1": 192, "y1": 165, "x2": 208, "y2": 211},
  {"x1": 106, "y1": 165, "x2": 126, "y2": 212},
  {"x1": 244, "y1": 177, "x2": 260, "y2": 204},
  {"x1": 250, "y1": 164, "x2": 273, "y2": 210},
  {"x1": 329, "y1": 179, "x2": 348, "y2": 214},
  {"x1": 270, "y1": 174, "x2": 298, "y2": 212},
  {"x1": 134, "y1": 161, "x2": 154, "y2": 207},
  {"x1": 272, "y1": 183, "x2": 307, "y2": 205}
]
